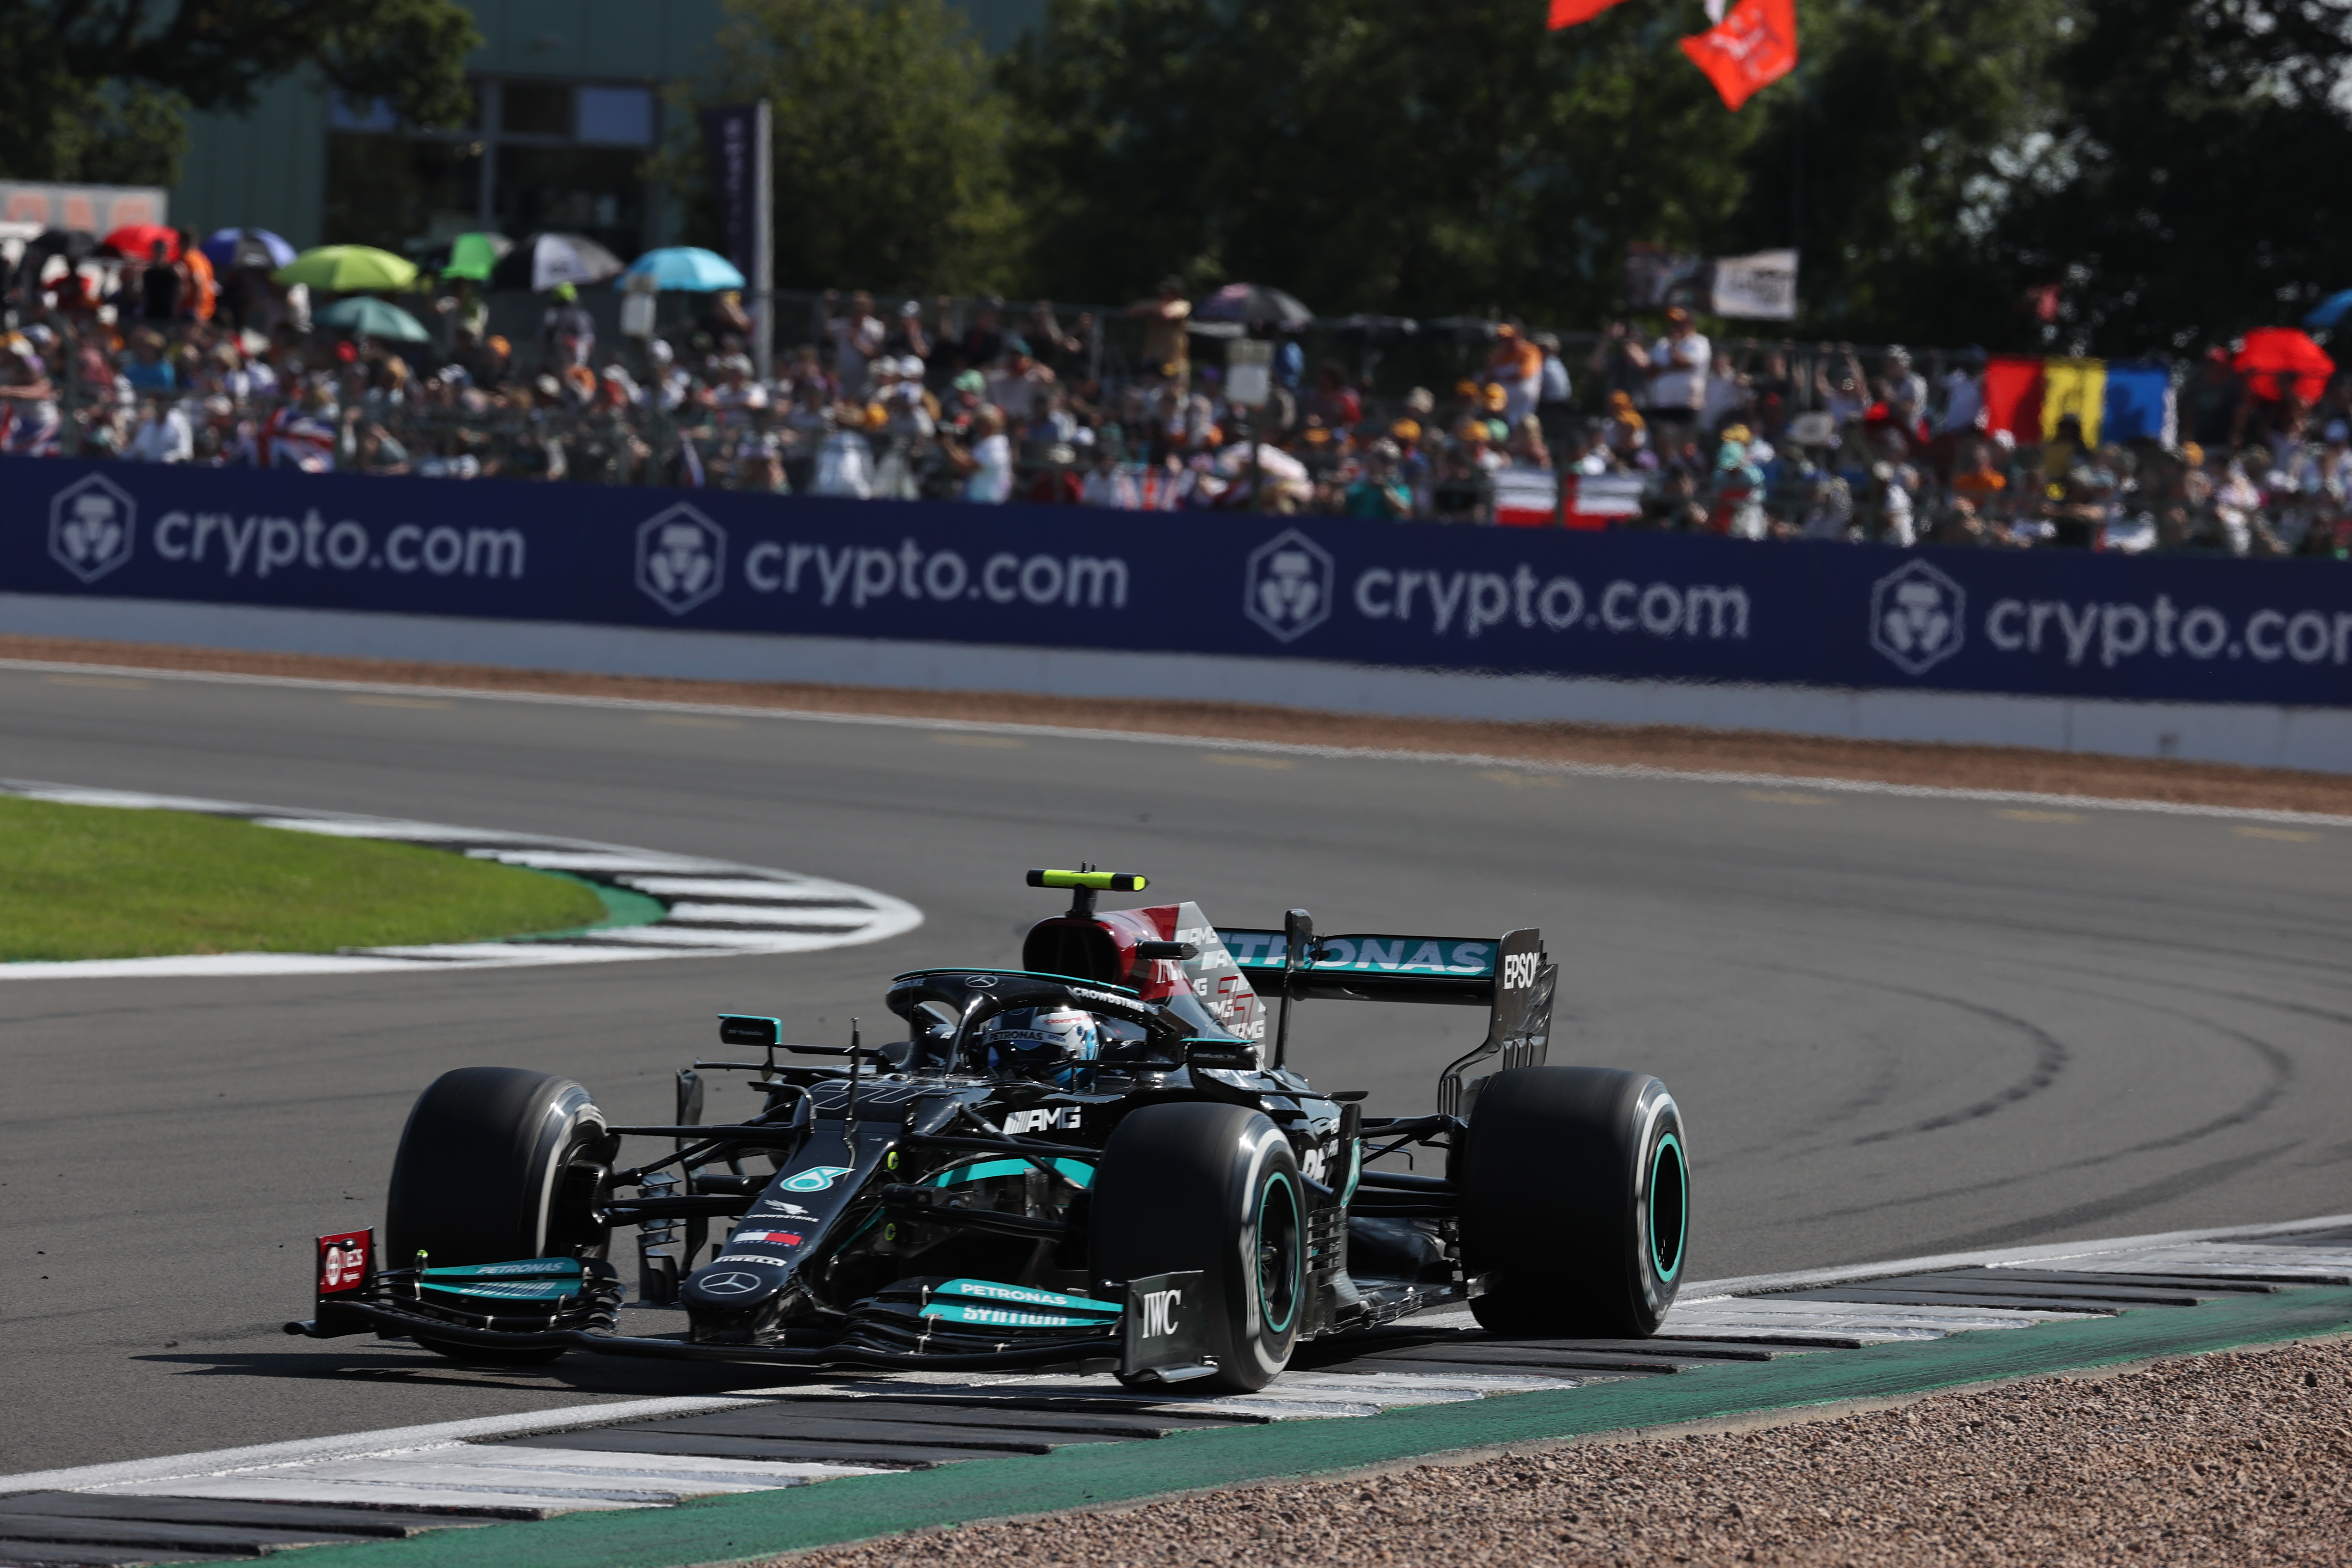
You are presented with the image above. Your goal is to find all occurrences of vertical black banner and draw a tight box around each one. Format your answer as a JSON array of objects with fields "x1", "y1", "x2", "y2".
[{"x1": 700, "y1": 105, "x2": 758, "y2": 276}]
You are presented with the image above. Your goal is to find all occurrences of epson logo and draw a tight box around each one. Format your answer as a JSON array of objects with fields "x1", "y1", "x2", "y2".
[
  {"x1": 1137, "y1": 1287, "x2": 1185, "y2": 1339},
  {"x1": 1501, "y1": 952, "x2": 1541, "y2": 990},
  {"x1": 1001, "y1": 1106, "x2": 1082, "y2": 1135}
]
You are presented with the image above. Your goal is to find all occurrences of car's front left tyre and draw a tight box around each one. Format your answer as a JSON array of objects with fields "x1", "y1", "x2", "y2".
[
  {"x1": 384, "y1": 1066, "x2": 614, "y2": 1363},
  {"x1": 1090, "y1": 1101, "x2": 1305, "y2": 1393}
]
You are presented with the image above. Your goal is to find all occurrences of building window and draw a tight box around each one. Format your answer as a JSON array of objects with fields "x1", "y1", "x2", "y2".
[
  {"x1": 324, "y1": 136, "x2": 486, "y2": 251},
  {"x1": 322, "y1": 78, "x2": 653, "y2": 261},
  {"x1": 493, "y1": 146, "x2": 646, "y2": 252},
  {"x1": 501, "y1": 82, "x2": 573, "y2": 138},
  {"x1": 577, "y1": 87, "x2": 655, "y2": 147}
]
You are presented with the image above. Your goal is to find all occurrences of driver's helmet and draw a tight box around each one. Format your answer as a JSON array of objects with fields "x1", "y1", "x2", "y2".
[{"x1": 978, "y1": 1005, "x2": 1100, "y2": 1080}]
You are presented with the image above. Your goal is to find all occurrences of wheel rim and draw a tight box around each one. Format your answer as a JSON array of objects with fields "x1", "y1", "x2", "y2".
[
  {"x1": 1648, "y1": 1132, "x2": 1687, "y2": 1282},
  {"x1": 1256, "y1": 1171, "x2": 1302, "y2": 1335}
]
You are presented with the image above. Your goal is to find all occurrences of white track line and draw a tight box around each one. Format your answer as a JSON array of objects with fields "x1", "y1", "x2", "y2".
[
  {"x1": 0, "y1": 1396, "x2": 780, "y2": 1497},
  {"x1": 5, "y1": 655, "x2": 2348, "y2": 828},
  {"x1": 7, "y1": 1213, "x2": 2346, "y2": 1526},
  {"x1": 0, "y1": 779, "x2": 921, "y2": 979},
  {"x1": 1670, "y1": 1212, "x2": 2352, "y2": 1302}
]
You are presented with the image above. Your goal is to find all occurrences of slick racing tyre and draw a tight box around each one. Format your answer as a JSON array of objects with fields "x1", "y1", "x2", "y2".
[
  {"x1": 1092, "y1": 1102, "x2": 1305, "y2": 1394},
  {"x1": 1457, "y1": 1066, "x2": 1687, "y2": 1338},
  {"x1": 384, "y1": 1066, "x2": 615, "y2": 1363}
]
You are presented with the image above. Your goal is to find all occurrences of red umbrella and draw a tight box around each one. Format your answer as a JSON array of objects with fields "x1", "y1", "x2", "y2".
[
  {"x1": 2233, "y1": 327, "x2": 2336, "y2": 403},
  {"x1": 101, "y1": 223, "x2": 180, "y2": 262}
]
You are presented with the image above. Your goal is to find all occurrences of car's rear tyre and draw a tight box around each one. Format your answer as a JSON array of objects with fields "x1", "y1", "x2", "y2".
[
  {"x1": 1457, "y1": 1066, "x2": 1687, "y2": 1338},
  {"x1": 1091, "y1": 1102, "x2": 1305, "y2": 1393},
  {"x1": 384, "y1": 1066, "x2": 614, "y2": 1364}
]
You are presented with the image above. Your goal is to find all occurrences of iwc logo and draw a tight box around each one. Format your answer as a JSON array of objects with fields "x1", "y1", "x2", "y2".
[
  {"x1": 1243, "y1": 528, "x2": 1334, "y2": 643},
  {"x1": 634, "y1": 503, "x2": 726, "y2": 615},
  {"x1": 1868, "y1": 560, "x2": 1966, "y2": 676},
  {"x1": 49, "y1": 474, "x2": 137, "y2": 584}
]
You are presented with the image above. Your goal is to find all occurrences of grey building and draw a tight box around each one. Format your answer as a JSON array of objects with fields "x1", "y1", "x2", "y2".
[{"x1": 168, "y1": 0, "x2": 1042, "y2": 254}]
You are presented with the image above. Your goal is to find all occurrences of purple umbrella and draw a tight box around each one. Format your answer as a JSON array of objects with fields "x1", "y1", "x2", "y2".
[{"x1": 202, "y1": 227, "x2": 297, "y2": 271}]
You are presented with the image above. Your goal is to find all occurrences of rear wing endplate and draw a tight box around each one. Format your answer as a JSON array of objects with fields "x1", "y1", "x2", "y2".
[{"x1": 1216, "y1": 925, "x2": 1556, "y2": 1114}]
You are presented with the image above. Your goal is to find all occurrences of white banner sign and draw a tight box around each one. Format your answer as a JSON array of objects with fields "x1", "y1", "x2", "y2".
[{"x1": 1711, "y1": 249, "x2": 1798, "y2": 321}]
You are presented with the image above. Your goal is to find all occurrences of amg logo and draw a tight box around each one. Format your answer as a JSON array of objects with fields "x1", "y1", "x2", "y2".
[
  {"x1": 1001, "y1": 1106, "x2": 1082, "y2": 1134},
  {"x1": 1138, "y1": 1287, "x2": 1184, "y2": 1338},
  {"x1": 1175, "y1": 925, "x2": 1230, "y2": 970},
  {"x1": 1501, "y1": 951, "x2": 1541, "y2": 990}
]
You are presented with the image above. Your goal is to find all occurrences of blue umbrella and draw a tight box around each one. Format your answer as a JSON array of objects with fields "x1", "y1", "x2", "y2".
[
  {"x1": 2305, "y1": 289, "x2": 2352, "y2": 330},
  {"x1": 201, "y1": 227, "x2": 297, "y2": 271},
  {"x1": 620, "y1": 246, "x2": 746, "y2": 292}
]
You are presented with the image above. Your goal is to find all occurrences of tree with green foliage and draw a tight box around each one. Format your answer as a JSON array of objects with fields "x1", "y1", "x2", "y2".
[
  {"x1": 1008, "y1": 0, "x2": 1757, "y2": 323},
  {"x1": 1987, "y1": 0, "x2": 2352, "y2": 356},
  {"x1": 674, "y1": 0, "x2": 1021, "y2": 296},
  {"x1": 1720, "y1": 0, "x2": 2072, "y2": 346},
  {"x1": 1009, "y1": 0, "x2": 2352, "y2": 356},
  {"x1": 0, "y1": 0, "x2": 480, "y2": 188}
]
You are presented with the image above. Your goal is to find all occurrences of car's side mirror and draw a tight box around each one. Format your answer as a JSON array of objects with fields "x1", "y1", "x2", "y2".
[{"x1": 717, "y1": 1014, "x2": 781, "y2": 1048}]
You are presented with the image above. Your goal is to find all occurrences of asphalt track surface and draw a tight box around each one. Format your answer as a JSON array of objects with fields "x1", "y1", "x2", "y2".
[{"x1": 4, "y1": 665, "x2": 2349, "y2": 1475}]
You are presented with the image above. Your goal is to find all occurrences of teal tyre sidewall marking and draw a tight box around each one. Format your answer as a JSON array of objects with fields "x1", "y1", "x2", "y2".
[
  {"x1": 1258, "y1": 1170, "x2": 1302, "y2": 1335},
  {"x1": 1649, "y1": 1131, "x2": 1687, "y2": 1282}
]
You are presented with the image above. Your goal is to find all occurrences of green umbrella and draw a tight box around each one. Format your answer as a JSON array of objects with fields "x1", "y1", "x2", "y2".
[
  {"x1": 315, "y1": 295, "x2": 432, "y2": 343},
  {"x1": 435, "y1": 231, "x2": 512, "y2": 282},
  {"x1": 273, "y1": 245, "x2": 420, "y2": 292}
]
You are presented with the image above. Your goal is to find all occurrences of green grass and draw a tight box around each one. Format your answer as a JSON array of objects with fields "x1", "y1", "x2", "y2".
[{"x1": 0, "y1": 797, "x2": 612, "y2": 961}]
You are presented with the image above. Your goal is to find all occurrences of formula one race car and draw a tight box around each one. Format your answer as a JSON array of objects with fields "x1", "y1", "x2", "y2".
[{"x1": 290, "y1": 870, "x2": 1689, "y2": 1392}]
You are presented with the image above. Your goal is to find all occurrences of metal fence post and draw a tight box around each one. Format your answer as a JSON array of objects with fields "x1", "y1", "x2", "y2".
[{"x1": 751, "y1": 98, "x2": 774, "y2": 384}]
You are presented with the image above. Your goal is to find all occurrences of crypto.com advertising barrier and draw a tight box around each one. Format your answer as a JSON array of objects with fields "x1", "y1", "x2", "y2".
[{"x1": 9, "y1": 456, "x2": 2352, "y2": 707}]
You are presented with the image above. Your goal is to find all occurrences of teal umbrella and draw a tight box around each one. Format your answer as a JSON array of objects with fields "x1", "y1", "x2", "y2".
[
  {"x1": 315, "y1": 295, "x2": 432, "y2": 343},
  {"x1": 620, "y1": 247, "x2": 746, "y2": 292}
]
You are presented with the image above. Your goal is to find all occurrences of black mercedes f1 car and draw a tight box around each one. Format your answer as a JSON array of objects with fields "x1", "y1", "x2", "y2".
[{"x1": 291, "y1": 870, "x2": 1689, "y2": 1392}]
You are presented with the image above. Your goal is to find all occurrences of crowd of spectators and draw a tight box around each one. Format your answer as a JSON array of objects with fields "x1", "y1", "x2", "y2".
[{"x1": 5, "y1": 237, "x2": 2348, "y2": 559}]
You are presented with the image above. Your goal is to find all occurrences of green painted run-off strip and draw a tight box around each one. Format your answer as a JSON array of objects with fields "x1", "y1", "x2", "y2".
[
  {"x1": 281, "y1": 1286, "x2": 2352, "y2": 1568},
  {"x1": 512, "y1": 870, "x2": 665, "y2": 942}
]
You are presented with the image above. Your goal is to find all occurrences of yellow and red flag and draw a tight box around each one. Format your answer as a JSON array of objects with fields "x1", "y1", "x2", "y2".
[{"x1": 1679, "y1": 0, "x2": 1798, "y2": 110}]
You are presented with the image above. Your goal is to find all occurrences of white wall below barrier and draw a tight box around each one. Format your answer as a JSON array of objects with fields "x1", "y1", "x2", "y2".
[{"x1": 10, "y1": 592, "x2": 2352, "y2": 776}]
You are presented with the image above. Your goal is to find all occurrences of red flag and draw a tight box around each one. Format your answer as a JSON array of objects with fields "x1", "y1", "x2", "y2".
[
  {"x1": 1548, "y1": 0, "x2": 1630, "y2": 29},
  {"x1": 1679, "y1": 0, "x2": 1798, "y2": 110},
  {"x1": 1981, "y1": 357, "x2": 2046, "y2": 442}
]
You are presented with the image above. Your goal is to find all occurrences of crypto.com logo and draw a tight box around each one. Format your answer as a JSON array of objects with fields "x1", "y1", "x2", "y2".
[
  {"x1": 1869, "y1": 559, "x2": 1966, "y2": 676},
  {"x1": 49, "y1": 474, "x2": 137, "y2": 585},
  {"x1": 1243, "y1": 528, "x2": 1333, "y2": 643},
  {"x1": 634, "y1": 504, "x2": 726, "y2": 615}
]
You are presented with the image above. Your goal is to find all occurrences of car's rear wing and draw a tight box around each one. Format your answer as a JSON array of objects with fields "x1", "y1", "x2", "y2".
[
  {"x1": 1217, "y1": 923, "x2": 1556, "y2": 1115},
  {"x1": 1216, "y1": 928, "x2": 1504, "y2": 1006}
]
